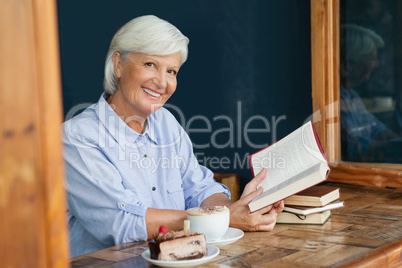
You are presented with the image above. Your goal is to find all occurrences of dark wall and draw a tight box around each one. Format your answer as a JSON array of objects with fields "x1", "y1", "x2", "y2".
[{"x1": 58, "y1": 0, "x2": 312, "y2": 190}]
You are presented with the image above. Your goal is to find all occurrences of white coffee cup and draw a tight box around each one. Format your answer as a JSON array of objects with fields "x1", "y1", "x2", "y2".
[{"x1": 186, "y1": 206, "x2": 230, "y2": 242}]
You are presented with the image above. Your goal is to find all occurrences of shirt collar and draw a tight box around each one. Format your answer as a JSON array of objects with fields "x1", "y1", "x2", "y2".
[
  {"x1": 143, "y1": 113, "x2": 159, "y2": 145},
  {"x1": 95, "y1": 93, "x2": 159, "y2": 146}
]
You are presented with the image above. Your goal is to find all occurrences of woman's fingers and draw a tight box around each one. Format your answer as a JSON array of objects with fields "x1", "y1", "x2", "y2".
[
  {"x1": 239, "y1": 186, "x2": 264, "y2": 205},
  {"x1": 241, "y1": 169, "x2": 267, "y2": 198},
  {"x1": 248, "y1": 169, "x2": 267, "y2": 189},
  {"x1": 256, "y1": 208, "x2": 277, "y2": 231}
]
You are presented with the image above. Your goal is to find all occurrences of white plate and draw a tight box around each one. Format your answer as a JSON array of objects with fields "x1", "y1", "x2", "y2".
[
  {"x1": 141, "y1": 245, "x2": 219, "y2": 267},
  {"x1": 207, "y1": 227, "x2": 244, "y2": 247}
]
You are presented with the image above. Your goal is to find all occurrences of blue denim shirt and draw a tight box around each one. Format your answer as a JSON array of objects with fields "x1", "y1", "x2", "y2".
[
  {"x1": 63, "y1": 94, "x2": 230, "y2": 257},
  {"x1": 340, "y1": 86, "x2": 390, "y2": 159}
]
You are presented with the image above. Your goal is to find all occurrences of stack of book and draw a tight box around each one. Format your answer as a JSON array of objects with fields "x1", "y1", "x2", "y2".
[{"x1": 277, "y1": 185, "x2": 344, "y2": 225}]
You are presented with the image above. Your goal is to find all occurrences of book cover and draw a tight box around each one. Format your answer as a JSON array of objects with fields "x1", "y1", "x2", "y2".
[
  {"x1": 284, "y1": 185, "x2": 340, "y2": 207},
  {"x1": 277, "y1": 210, "x2": 332, "y2": 225},
  {"x1": 248, "y1": 121, "x2": 330, "y2": 212},
  {"x1": 283, "y1": 200, "x2": 344, "y2": 216}
]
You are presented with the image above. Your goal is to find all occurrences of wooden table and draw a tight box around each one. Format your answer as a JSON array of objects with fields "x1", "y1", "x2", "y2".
[{"x1": 70, "y1": 183, "x2": 402, "y2": 267}]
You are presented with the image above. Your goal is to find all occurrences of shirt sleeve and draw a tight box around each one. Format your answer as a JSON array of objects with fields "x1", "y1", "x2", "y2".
[
  {"x1": 341, "y1": 89, "x2": 392, "y2": 159},
  {"x1": 63, "y1": 129, "x2": 148, "y2": 246},
  {"x1": 176, "y1": 126, "x2": 231, "y2": 208}
]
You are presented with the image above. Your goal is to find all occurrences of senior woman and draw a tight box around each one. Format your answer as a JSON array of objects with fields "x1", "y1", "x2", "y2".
[
  {"x1": 339, "y1": 24, "x2": 398, "y2": 162},
  {"x1": 63, "y1": 15, "x2": 283, "y2": 257}
]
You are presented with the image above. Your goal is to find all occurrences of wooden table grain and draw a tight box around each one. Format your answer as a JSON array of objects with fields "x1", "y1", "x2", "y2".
[{"x1": 70, "y1": 183, "x2": 402, "y2": 267}]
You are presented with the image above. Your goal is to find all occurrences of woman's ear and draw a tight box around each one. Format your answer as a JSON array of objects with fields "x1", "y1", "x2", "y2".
[{"x1": 112, "y1": 52, "x2": 122, "y2": 78}]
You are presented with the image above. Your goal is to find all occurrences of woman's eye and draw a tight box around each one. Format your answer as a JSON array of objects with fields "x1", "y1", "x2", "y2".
[
  {"x1": 168, "y1": 70, "x2": 177, "y2": 75},
  {"x1": 145, "y1": 62, "x2": 154, "y2": 67}
]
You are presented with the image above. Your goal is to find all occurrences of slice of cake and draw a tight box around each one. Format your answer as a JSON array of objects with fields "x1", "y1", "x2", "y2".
[{"x1": 148, "y1": 225, "x2": 207, "y2": 261}]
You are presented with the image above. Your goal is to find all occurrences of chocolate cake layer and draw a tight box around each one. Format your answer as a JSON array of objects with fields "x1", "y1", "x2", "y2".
[{"x1": 149, "y1": 233, "x2": 207, "y2": 261}]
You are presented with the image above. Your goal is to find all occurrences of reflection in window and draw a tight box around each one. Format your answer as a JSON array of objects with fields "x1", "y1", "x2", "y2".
[{"x1": 340, "y1": 0, "x2": 402, "y2": 163}]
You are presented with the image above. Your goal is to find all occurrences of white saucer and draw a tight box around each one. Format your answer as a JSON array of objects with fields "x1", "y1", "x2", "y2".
[
  {"x1": 207, "y1": 227, "x2": 244, "y2": 247},
  {"x1": 141, "y1": 245, "x2": 219, "y2": 267}
]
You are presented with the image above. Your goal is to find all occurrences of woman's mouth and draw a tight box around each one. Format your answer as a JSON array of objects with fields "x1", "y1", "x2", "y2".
[{"x1": 142, "y1": 87, "x2": 161, "y2": 98}]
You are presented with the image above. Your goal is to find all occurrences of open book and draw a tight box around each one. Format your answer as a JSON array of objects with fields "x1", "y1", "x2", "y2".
[{"x1": 248, "y1": 121, "x2": 330, "y2": 212}]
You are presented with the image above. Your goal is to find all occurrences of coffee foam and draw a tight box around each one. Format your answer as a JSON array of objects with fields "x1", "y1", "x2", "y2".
[{"x1": 186, "y1": 206, "x2": 229, "y2": 216}]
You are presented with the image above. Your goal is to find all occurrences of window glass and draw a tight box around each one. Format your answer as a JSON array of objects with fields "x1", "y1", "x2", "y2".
[{"x1": 340, "y1": 0, "x2": 402, "y2": 163}]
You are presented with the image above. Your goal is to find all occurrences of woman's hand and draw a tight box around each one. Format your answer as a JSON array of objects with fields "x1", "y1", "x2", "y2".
[{"x1": 228, "y1": 168, "x2": 284, "y2": 231}]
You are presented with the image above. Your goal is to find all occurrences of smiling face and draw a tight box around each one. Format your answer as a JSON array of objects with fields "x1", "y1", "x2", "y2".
[{"x1": 109, "y1": 52, "x2": 181, "y2": 131}]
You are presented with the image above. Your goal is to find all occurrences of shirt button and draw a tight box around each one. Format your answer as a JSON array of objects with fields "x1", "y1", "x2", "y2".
[
  {"x1": 120, "y1": 203, "x2": 126, "y2": 208},
  {"x1": 152, "y1": 187, "x2": 156, "y2": 191},
  {"x1": 143, "y1": 154, "x2": 147, "y2": 158}
]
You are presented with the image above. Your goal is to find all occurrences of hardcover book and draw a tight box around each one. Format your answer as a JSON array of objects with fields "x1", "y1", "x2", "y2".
[
  {"x1": 283, "y1": 185, "x2": 340, "y2": 207},
  {"x1": 277, "y1": 210, "x2": 332, "y2": 225},
  {"x1": 248, "y1": 121, "x2": 330, "y2": 212}
]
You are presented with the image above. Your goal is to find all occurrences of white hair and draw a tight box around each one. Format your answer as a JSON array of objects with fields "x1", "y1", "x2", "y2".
[
  {"x1": 103, "y1": 15, "x2": 189, "y2": 94},
  {"x1": 340, "y1": 24, "x2": 384, "y2": 63}
]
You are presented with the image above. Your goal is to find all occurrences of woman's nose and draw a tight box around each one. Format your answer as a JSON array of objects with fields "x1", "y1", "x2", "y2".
[
  {"x1": 153, "y1": 70, "x2": 167, "y2": 89},
  {"x1": 373, "y1": 57, "x2": 380, "y2": 68}
]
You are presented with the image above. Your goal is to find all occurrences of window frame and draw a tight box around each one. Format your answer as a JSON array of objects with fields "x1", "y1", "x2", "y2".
[{"x1": 311, "y1": 0, "x2": 402, "y2": 188}]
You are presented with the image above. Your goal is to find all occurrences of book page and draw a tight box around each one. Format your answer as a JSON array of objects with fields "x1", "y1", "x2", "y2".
[{"x1": 251, "y1": 122, "x2": 326, "y2": 191}]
